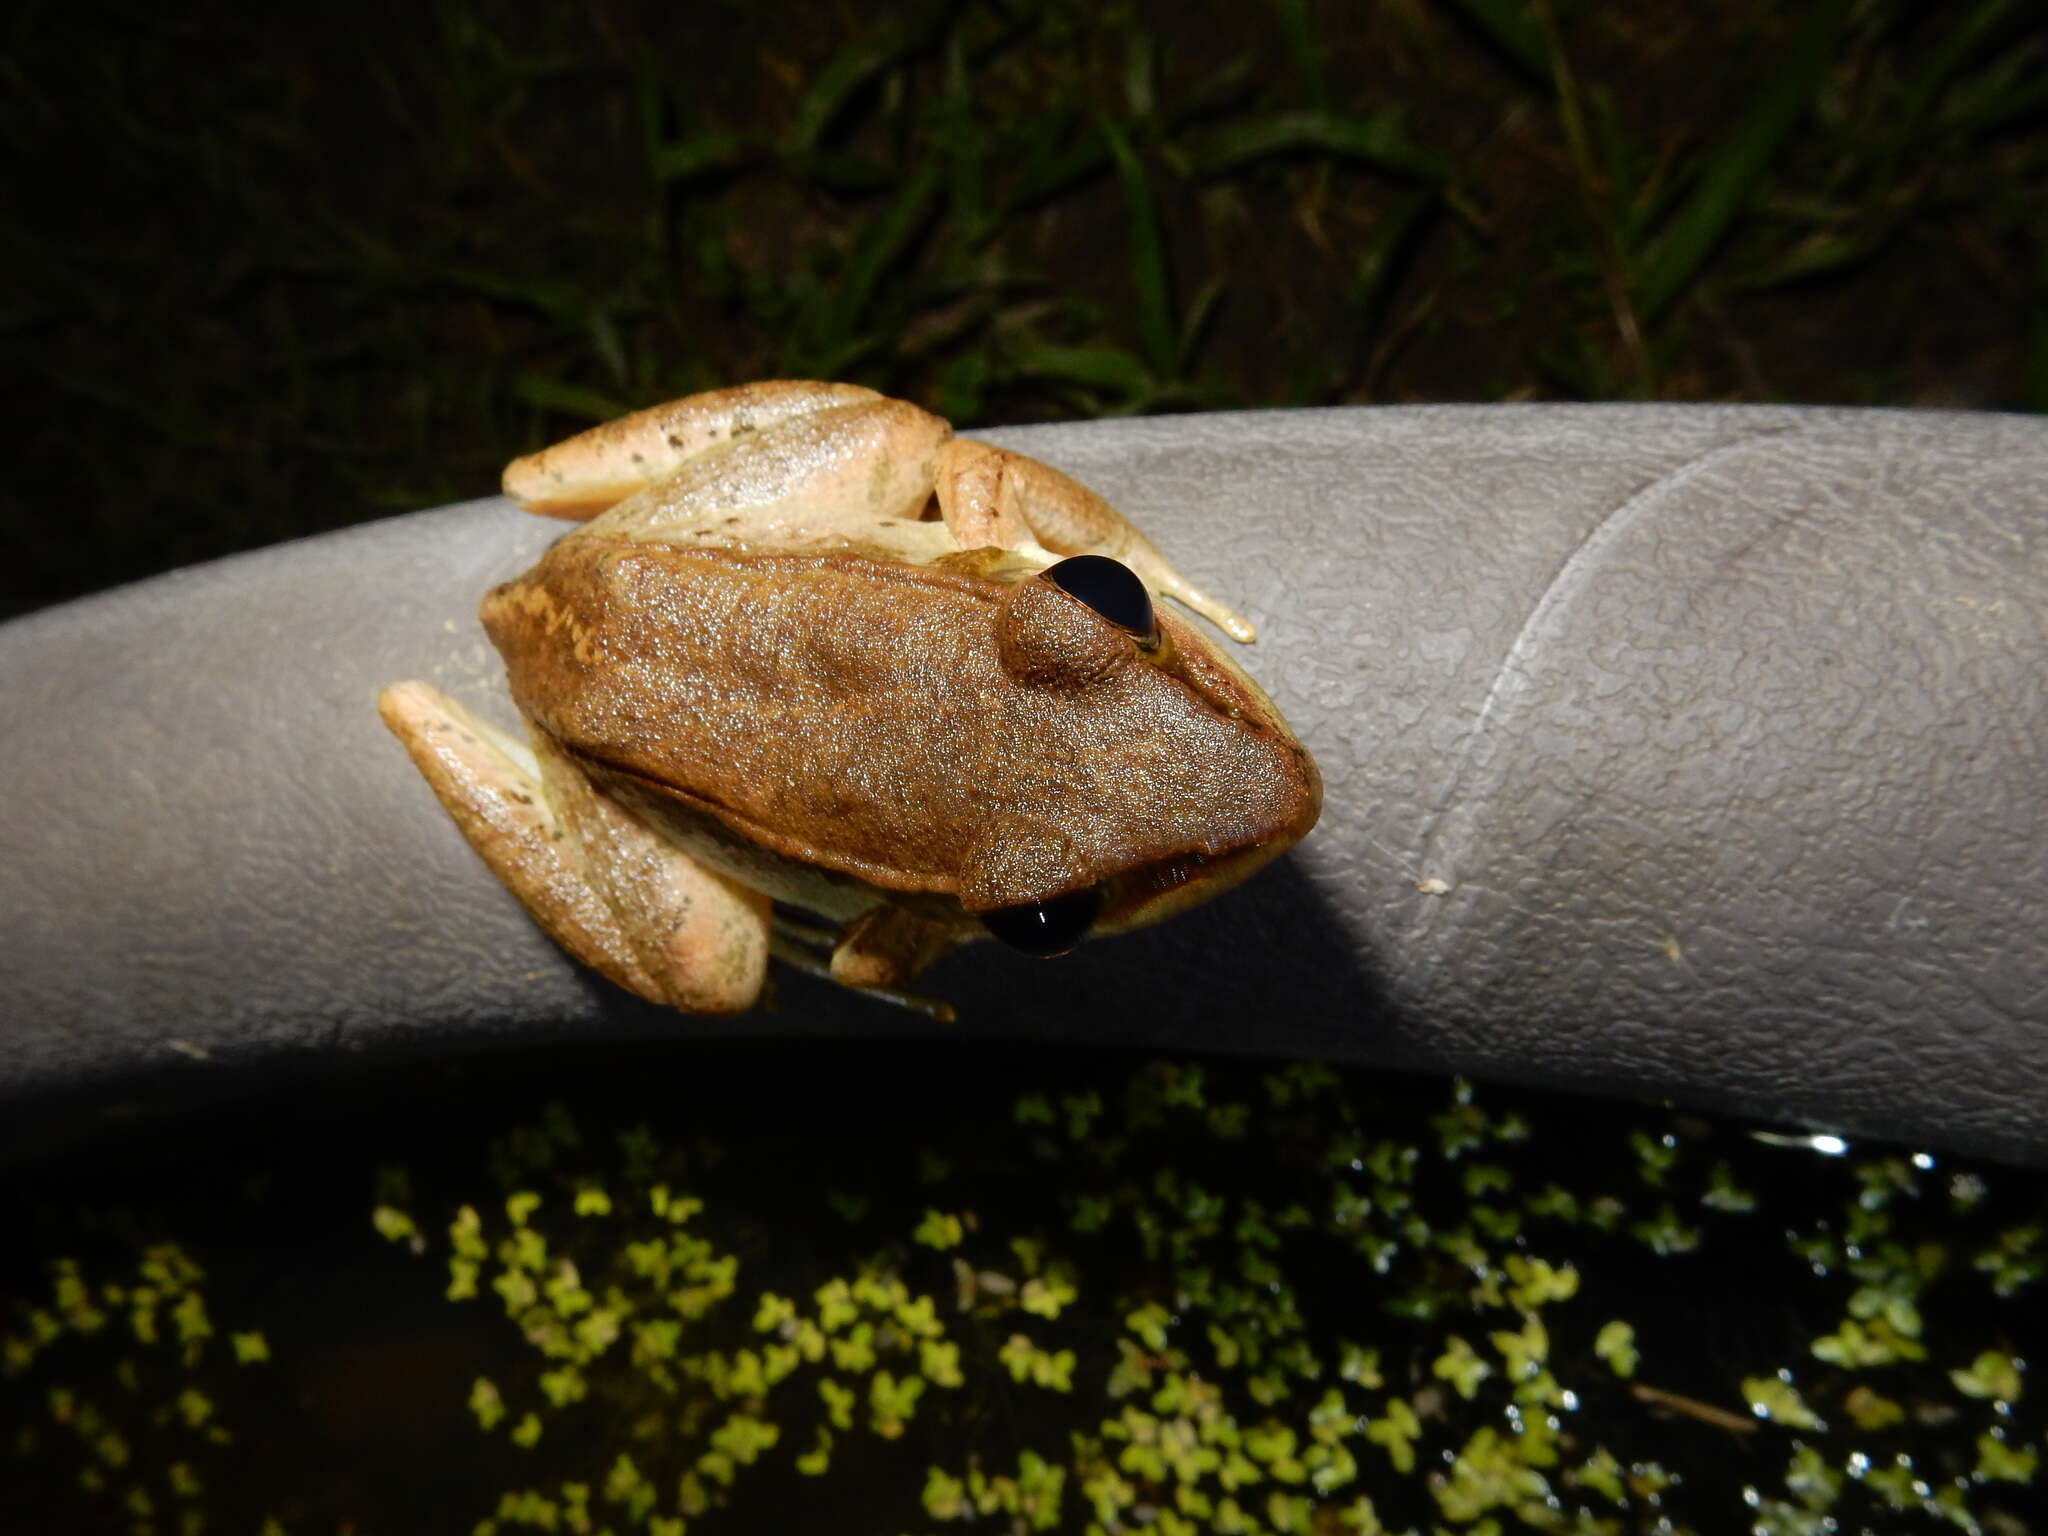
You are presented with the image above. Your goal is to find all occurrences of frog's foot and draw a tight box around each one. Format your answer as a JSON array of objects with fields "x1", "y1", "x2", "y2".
[
  {"x1": 768, "y1": 909, "x2": 960, "y2": 1025},
  {"x1": 377, "y1": 681, "x2": 771, "y2": 1013},
  {"x1": 934, "y1": 438, "x2": 1257, "y2": 643}
]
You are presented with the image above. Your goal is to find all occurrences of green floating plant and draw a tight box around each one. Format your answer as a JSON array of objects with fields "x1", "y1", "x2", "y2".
[
  {"x1": 8, "y1": 1050, "x2": 2047, "y2": 1533},
  {"x1": 380, "y1": 1062, "x2": 2048, "y2": 1533},
  {"x1": 2, "y1": 1241, "x2": 273, "y2": 1533}
]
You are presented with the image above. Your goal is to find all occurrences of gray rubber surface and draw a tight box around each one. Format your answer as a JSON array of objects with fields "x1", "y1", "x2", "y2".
[{"x1": 3, "y1": 404, "x2": 2044, "y2": 1161}]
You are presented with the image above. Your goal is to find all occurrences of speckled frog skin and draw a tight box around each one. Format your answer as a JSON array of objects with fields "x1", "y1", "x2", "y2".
[{"x1": 379, "y1": 381, "x2": 1319, "y2": 1018}]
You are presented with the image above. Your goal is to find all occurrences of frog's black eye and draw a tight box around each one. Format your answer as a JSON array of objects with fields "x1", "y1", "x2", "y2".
[
  {"x1": 981, "y1": 886, "x2": 1102, "y2": 957},
  {"x1": 1044, "y1": 555, "x2": 1156, "y2": 645}
]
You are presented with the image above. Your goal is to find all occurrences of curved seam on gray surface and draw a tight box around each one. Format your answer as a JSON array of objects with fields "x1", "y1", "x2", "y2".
[{"x1": 1397, "y1": 425, "x2": 1796, "y2": 986}]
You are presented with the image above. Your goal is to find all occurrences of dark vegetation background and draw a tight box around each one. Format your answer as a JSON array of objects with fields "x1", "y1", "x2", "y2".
[{"x1": 4, "y1": 0, "x2": 2044, "y2": 621}]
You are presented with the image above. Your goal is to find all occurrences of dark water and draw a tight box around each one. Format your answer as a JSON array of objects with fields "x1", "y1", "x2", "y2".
[{"x1": 4, "y1": 1041, "x2": 2042, "y2": 1534}]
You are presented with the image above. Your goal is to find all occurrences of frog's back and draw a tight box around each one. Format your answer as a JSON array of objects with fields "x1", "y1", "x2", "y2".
[{"x1": 484, "y1": 535, "x2": 1315, "y2": 912}]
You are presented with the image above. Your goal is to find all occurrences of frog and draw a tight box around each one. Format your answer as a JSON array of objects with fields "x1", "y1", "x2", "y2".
[{"x1": 378, "y1": 380, "x2": 1320, "y2": 1021}]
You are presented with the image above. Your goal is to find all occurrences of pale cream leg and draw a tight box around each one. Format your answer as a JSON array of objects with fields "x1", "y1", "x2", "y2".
[
  {"x1": 582, "y1": 397, "x2": 952, "y2": 549},
  {"x1": 933, "y1": 439, "x2": 1256, "y2": 641},
  {"x1": 502, "y1": 380, "x2": 889, "y2": 518},
  {"x1": 377, "y1": 681, "x2": 771, "y2": 1013}
]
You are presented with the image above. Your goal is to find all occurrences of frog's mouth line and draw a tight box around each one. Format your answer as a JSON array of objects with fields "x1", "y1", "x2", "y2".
[{"x1": 1101, "y1": 837, "x2": 1297, "y2": 935}]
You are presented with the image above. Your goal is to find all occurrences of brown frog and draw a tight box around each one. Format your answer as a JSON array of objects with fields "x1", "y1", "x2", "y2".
[{"x1": 379, "y1": 381, "x2": 1319, "y2": 1019}]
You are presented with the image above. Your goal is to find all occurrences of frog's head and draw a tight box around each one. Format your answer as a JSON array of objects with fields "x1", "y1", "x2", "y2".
[{"x1": 963, "y1": 555, "x2": 1322, "y2": 956}]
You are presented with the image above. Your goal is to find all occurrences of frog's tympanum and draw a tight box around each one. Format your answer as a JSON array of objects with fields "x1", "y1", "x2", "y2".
[{"x1": 380, "y1": 382, "x2": 1320, "y2": 1019}]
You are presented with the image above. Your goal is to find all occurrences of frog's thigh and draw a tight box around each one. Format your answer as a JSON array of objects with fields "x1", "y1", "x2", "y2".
[
  {"x1": 504, "y1": 380, "x2": 888, "y2": 518},
  {"x1": 586, "y1": 397, "x2": 951, "y2": 546},
  {"x1": 377, "y1": 682, "x2": 769, "y2": 1013},
  {"x1": 933, "y1": 440, "x2": 1255, "y2": 641}
]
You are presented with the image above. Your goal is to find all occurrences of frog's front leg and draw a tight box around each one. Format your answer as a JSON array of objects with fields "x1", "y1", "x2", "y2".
[
  {"x1": 829, "y1": 905, "x2": 975, "y2": 995},
  {"x1": 759, "y1": 905, "x2": 966, "y2": 1026},
  {"x1": 934, "y1": 439, "x2": 1257, "y2": 642},
  {"x1": 377, "y1": 682, "x2": 771, "y2": 1012}
]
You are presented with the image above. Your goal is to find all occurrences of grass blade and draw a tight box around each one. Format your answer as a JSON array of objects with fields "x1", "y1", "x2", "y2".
[
  {"x1": 1008, "y1": 342, "x2": 1154, "y2": 401},
  {"x1": 1188, "y1": 109, "x2": 1448, "y2": 182},
  {"x1": 1439, "y1": 0, "x2": 1551, "y2": 84},
  {"x1": 435, "y1": 265, "x2": 604, "y2": 330},
  {"x1": 937, "y1": 31, "x2": 986, "y2": 245},
  {"x1": 650, "y1": 129, "x2": 748, "y2": 184},
  {"x1": 1897, "y1": 0, "x2": 2016, "y2": 134},
  {"x1": 1634, "y1": 0, "x2": 1852, "y2": 322},
  {"x1": 1312, "y1": 187, "x2": 1435, "y2": 402},
  {"x1": 1099, "y1": 116, "x2": 1178, "y2": 382},
  {"x1": 789, "y1": 21, "x2": 915, "y2": 157},
  {"x1": 1273, "y1": 0, "x2": 1332, "y2": 111},
  {"x1": 1944, "y1": 57, "x2": 2048, "y2": 133},
  {"x1": 797, "y1": 157, "x2": 945, "y2": 375},
  {"x1": 1354, "y1": 188, "x2": 1434, "y2": 312},
  {"x1": 1001, "y1": 127, "x2": 1108, "y2": 216},
  {"x1": 1176, "y1": 274, "x2": 1227, "y2": 377},
  {"x1": 513, "y1": 374, "x2": 632, "y2": 423}
]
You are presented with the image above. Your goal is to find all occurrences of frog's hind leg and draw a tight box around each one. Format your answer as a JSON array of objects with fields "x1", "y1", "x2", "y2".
[
  {"x1": 377, "y1": 681, "x2": 771, "y2": 1013},
  {"x1": 503, "y1": 380, "x2": 888, "y2": 518},
  {"x1": 580, "y1": 394, "x2": 952, "y2": 549},
  {"x1": 934, "y1": 439, "x2": 1256, "y2": 642}
]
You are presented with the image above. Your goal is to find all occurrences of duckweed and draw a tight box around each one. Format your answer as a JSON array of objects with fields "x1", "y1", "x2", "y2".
[{"x1": 4, "y1": 1054, "x2": 2044, "y2": 1532}]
